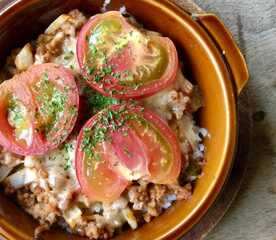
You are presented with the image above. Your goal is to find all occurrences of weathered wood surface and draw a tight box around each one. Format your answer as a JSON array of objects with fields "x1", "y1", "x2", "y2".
[{"x1": 191, "y1": 0, "x2": 276, "y2": 240}]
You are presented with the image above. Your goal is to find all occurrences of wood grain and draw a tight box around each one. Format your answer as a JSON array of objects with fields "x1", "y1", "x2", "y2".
[{"x1": 192, "y1": 0, "x2": 276, "y2": 240}]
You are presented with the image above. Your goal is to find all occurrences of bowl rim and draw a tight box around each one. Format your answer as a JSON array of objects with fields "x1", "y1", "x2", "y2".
[
  {"x1": 0, "y1": 0, "x2": 239, "y2": 239},
  {"x1": 150, "y1": 1, "x2": 237, "y2": 239}
]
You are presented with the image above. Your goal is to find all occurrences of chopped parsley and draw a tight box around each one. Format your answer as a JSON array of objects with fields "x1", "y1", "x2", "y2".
[
  {"x1": 81, "y1": 106, "x2": 145, "y2": 160},
  {"x1": 89, "y1": 44, "x2": 98, "y2": 56},
  {"x1": 83, "y1": 86, "x2": 120, "y2": 114},
  {"x1": 34, "y1": 72, "x2": 71, "y2": 138},
  {"x1": 84, "y1": 20, "x2": 140, "y2": 94},
  {"x1": 81, "y1": 109, "x2": 121, "y2": 159},
  {"x1": 8, "y1": 96, "x2": 25, "y2": 126},
  {"x1": 180, "y1": 160, "x2": 203, "y2": 185},
  {"x1": 87, "y1": 66, "x2": 96, "y2": 75},
  {"x1": 64, "y1": 142, "x2": 74, "y2": 170},
  {"x1": 102, "y1": 66, "x2": 113, "y2": 75},
  {"x1": 63, "y1": 50, "x2": 74, "y2": 60},
  {"x1": 68, "y1": 106, "x2": 78, "y2": 116},
  {"x1": 82, "y1": 126, "x2": 107, "y2": 159},
  {"x1": 94, "y1": 74, "x2": 102, "y2": 83},
  {"x1": 89, "y1": 64, "x2": 114, "y2": 84}
]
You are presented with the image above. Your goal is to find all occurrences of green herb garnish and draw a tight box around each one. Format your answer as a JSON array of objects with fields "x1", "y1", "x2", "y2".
[
  {"x1": 81, "y1": 106, "x2": 145, "y2": 160},
  {"x1": 8, "y1": 97, "x2": 25, "y2": 126},
  {"x1": 83, "y1": 87, "x2": 120, "y2": 114},
  {"x1": 63, "y1": 50, "x2": 74, "y2": 60},
  {"x1": 64, "y1": 142, "x2": 74, "y2": 170},
  {"x1": 34, "y1": 72, "x2": 72, "y2": 138},
  {"x1": 87, "y1": 66, "x2": 96, "y2": 75}
]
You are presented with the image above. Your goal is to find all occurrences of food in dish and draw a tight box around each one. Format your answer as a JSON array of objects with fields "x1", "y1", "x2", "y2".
[
  {"x1": 0, "y1": 9, "x2": 205, "y2": 239},
  {"x1": 0, "y1": 63, "x2": 79, "y2": 156},
  {"x1": 77, "y1": 11, "x2": 178, "y2": 99}
]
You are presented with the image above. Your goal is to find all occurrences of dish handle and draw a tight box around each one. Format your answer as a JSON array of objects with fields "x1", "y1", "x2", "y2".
[{"x1": 196, "y1": 13, "x2": 249, "y2": 95}]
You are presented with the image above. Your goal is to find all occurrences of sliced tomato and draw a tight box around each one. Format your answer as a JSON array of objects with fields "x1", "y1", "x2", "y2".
[
  {"x1": 0, "y1": 63, "x2": 79, "y2": 156},
  {"x1": 0, "y1": 79, "x2": 35, "y2": 155},
  {"x1": 75, "y1": 104, "x2": 181, "y2": 202},
  {"x1": 110, "y1": 126, "x2": 149, "y2": 179},
  {"x1": 128, "y1": 107, "x2": 182, "y2": 184},
  {"x1": 77, "y1": 11, "x2": 178, "y2": 99},
  {"x1": 75, "y1": 114, "x2": 129, "y2": 203}
]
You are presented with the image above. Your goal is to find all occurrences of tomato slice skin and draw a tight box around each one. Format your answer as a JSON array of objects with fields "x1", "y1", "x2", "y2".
[
  {"x1": 0, "y1": 79, "x2": 35, "y2": 155},
  {"x1": 27, "y1": 64, "x2": 79, "y2": 146},
  {"x1": 77, "y1": 11, "x2": 178, "y2": 99},
  {"x1": 75, "y1": 114, "x2": 129, "y2": 203},
  {"x1": 0, "y1": 63, "x2": 79, "y2": 156},
  {"x1": 75, "y1": 104, "x2": 182, "y2": 202},
  {"x1": 134, "y1": 107, "x2": 182, "y2": 184},
  {"x1": 123, "y1": 105, "x2": 182, "y2": 184},
  {"x1": 110, "y1": 126, "x2": 150, "y2": 179}
]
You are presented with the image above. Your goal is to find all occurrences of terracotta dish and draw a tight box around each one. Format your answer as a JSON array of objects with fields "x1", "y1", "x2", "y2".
[{"x1": 0, "y1": 0, "x2": 249, "y2": 239}]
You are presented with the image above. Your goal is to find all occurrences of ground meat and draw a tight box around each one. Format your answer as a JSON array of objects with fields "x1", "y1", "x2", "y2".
[
  {"x1": 85, "y1": 222, "x2": 100, "y2": 239},
  {"x1": 143, "y1": 69, "x2": 195, "y2": 121},
  {"x1": 69, "y1": 217, "x2": 111, "y2": 240},
  {"x1": 128, "y1": 181, "x2": 192, "y2": 223},
  {"x1": 167, "y1": 90, "x2": 190, "y2": 120},
  {"x1": 16, "y1": 185, "x2": 60, "y2": 226},
  {"x1": 169, "y1": 183, "x2": 192, "y2": 200},
  {"x1": 35, "y1": 9, "x2": 86, "y2": 64},
  {"x1": 16, "y1": 187, "x2": 36, "y2": 208},
  {"x1": 128, "y1": 184, "x2": 149, "y2": 210}
]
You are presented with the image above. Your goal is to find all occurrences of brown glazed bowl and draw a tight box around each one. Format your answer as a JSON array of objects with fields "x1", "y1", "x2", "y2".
[{"x1": 0, "y1": 0, "x2": 249, "y2": 239}]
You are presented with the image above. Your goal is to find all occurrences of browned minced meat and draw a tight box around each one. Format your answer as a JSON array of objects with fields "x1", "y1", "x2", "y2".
[
  {"x1": 128, "y1": 182, "x2": 192, "y2": 223},
  {"x1": 4, "y1": 183, "x2": 110, "y2": 239},
  {"x1": 36, "y1": 9, "x2": 86, "y2": 63},
  {"x1": 68, "y1": 217, "x2": 111, "y2": 240},
  {"x1": 16, "y1": 186, "x2": 60, "y2": 226},
  {"x1": 1, "y1": 183, "x2": 61, "y2": 238}
]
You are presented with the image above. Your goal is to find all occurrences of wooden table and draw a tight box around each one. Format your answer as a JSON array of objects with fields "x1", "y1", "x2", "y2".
[{"x1": 192, "y1": 0, "x2": 276, "y2": 239}]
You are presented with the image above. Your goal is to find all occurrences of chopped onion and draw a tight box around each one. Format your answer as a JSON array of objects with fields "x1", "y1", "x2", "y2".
[
  {"x1": 77, "y1": 194, "x2": 90, "y2": 208},
  {"x1": 24, "y1": 156, "x2": 37, "y2": 168},
  {"x1": 63, "y1": 206, "x2": 82, "y2": 228},
  {"x1": 14, "y1": 43, "x2": 34, "y2": 71},
  {"x1": 180, "y1": 114, "x2": 201, "y2": 151},
  {"x1": 38, "y1": 178, "x2": 48, "y2": 190},
  {"x1": 177, "y1": 71, "x2": 193, "y2": 95},
  {"x1": 57, "y1": 188, "x2": 74, "y2": 210},
  {"x1": 122, "y1": 207, "x2": 137, "y2": 229},
  {"x1": 5, "y1": 168, "x2": 37, "y2": 189},
  {"x1": 45, "y1": 14, "x2": 70, "y2": 34},
  {"x1": 111, "y1": 197, "x2": 128, "y2": 210}
]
